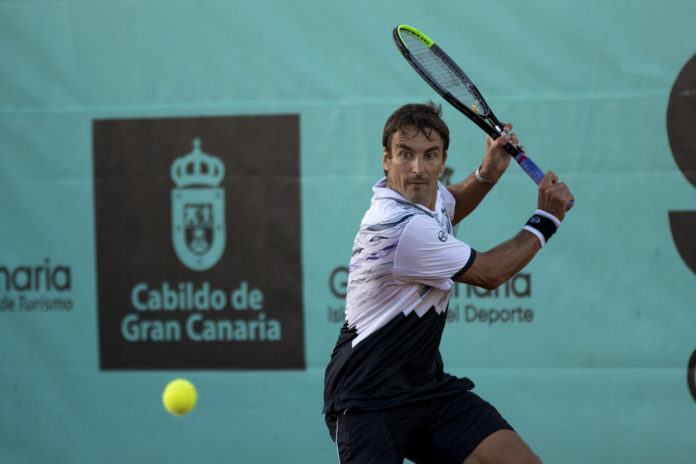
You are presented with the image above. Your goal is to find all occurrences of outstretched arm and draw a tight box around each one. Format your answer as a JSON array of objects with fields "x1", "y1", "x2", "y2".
[{"x1": 446, "y1": 123, "x2": 517, "y2": 224}]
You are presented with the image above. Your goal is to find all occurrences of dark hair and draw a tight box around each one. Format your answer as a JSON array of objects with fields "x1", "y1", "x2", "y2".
[{"x1": 382, "y1": 101, "x2": 450, "y2": 155}]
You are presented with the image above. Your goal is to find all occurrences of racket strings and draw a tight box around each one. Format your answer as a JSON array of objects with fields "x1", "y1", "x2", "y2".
[{"x1": 400, "y1": 32, "x2": 490, "y2": 116}]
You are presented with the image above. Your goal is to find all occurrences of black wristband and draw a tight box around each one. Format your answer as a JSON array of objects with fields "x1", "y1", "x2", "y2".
[{"x1": 523, "y1": 209, "x2": 561, "y2": 247}]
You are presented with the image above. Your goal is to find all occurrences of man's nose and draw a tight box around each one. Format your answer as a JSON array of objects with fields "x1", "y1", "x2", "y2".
[{"x1": 411, "y1": 155, "x2": 424, "y2": 174}]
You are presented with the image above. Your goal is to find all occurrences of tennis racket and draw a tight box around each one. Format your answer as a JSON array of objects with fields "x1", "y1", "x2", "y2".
[{"x1": 393, "y1": 24, "x2": 571, "y2": 207}]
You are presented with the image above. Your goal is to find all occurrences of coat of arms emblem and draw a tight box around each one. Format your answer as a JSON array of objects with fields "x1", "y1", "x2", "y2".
[{"x1": 170, "y1": 138, "x2": 226, "y2": 271}]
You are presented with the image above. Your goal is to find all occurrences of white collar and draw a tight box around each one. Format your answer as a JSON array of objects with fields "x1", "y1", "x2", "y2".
[{"x1": 371, "y1": 177, "x2": 442, "y2": 215}]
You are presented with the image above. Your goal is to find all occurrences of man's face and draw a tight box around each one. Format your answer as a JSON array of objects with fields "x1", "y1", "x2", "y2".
[{"x1": 383, "y1": 126, "x2": 447, "y2": 210}]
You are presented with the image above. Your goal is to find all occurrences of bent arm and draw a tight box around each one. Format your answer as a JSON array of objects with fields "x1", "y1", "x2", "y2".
[
  {"x1": 446, "y1": 124, "x2": 517, "y2": 225},
  {"x1": 457, "y1": 231, "x2": 540, "y2": 290},
  {"x1": 457, "y1": 171, "x2": 574, "y2": 289},
  {"x1": 447, "y1": 173, "x2": 496, "y2": 225}
]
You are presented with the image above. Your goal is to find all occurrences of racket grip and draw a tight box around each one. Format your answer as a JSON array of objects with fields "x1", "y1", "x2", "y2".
[
  {"x1": 512, "y1": 151, "x2": 545, "y2": 185},
  {"x1": 511, "y1": 147, "x2": 575, "y2": 210}
]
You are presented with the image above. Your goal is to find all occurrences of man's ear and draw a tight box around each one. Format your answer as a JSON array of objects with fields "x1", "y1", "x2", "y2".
[
  {"x1": 440, "y1": 150, "x2": 448, "y2": 173},
  {"x1": 382, "y1": 147, "x2": 390, "y2": 172}
]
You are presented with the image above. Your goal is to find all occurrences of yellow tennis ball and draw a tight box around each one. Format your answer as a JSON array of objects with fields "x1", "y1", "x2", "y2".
[{"x1": 162, "y1": 378, "x2": 197, "y2": 416}]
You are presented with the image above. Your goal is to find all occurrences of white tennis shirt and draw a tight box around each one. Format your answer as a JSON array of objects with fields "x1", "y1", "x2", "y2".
[
  {"x1": 346, "y1": 177, "x2": 475, "y2": 346},
  {"x1": 323, "y1": 178, "x2": 477, "y2": 413}
]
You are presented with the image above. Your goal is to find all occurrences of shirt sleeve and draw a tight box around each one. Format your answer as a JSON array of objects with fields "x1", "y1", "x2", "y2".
[{"x1": 392, "y1": 214, "x2": 475, "y2": 290}]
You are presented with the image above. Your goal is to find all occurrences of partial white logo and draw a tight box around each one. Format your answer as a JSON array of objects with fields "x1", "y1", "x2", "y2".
[{"x1": 171, "y1": 138, "x2": 226, "y2": 271}]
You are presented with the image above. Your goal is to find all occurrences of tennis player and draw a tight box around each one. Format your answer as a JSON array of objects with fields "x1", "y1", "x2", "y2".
[{"x1": 323, "y1": 102, "x2": 573, "y2": 464}]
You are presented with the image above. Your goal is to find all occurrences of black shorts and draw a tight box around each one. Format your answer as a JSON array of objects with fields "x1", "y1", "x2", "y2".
[{"x1": 325, "y1": 392, "x2": 512, "y2": 464}]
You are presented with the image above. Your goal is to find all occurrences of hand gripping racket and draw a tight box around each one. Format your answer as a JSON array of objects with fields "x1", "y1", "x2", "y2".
[{"x1": 393, "y1": 24, "x2": 572, "y2": 208}]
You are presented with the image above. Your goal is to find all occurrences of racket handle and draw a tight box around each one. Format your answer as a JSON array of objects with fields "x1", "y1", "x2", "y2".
[
  {"x1": 512, "y1": 151, "x2": 545, "y2": 185},
  {"x1": 505, "y1": 144, "x2": 575, "y2": 210}
]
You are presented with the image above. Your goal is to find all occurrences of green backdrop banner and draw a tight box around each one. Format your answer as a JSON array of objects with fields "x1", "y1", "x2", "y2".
[{"x1": 1, "y1": 1, "x2": 695, "y2": 463}]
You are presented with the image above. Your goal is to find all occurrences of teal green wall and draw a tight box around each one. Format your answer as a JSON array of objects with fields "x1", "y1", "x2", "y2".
[{"x1": 1, "y1": 1, "x2": 695, "y2": 462}]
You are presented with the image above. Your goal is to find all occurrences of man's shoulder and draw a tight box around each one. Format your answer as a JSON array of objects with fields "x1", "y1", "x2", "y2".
[
  {"x1": 362, "y1": 195, "x2": 429, "y2": 229},
  {"x1": 399, "y1": 213, "x2": 444, "y2": 243}
]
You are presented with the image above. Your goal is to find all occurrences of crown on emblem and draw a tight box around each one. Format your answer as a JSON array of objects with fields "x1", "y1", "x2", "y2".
[{"x1": 171, "y1": 138, "x2": 225, "y2": 188}]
